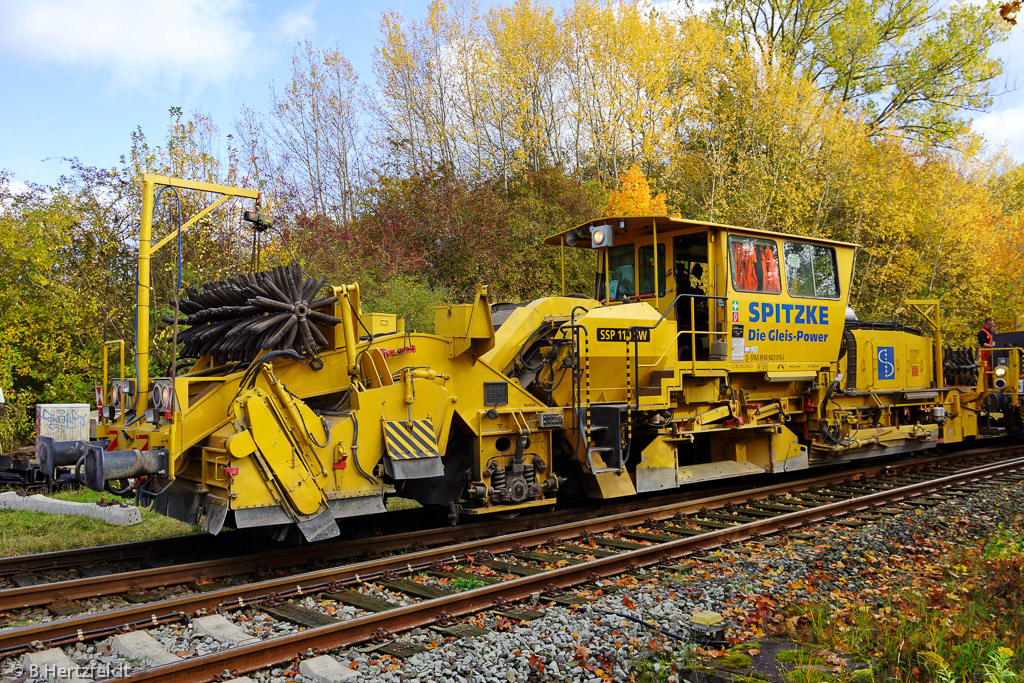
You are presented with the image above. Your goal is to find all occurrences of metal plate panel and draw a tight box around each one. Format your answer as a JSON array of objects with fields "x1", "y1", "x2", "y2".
[{"x1": 383, "y1": 420, "x2": 440, "y2": 460}]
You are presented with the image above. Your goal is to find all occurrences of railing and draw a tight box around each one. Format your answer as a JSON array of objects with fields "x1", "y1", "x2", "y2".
[
  {"x1": 101, "y1": 340, "x2": 125, "y2": 412},
  {"x1": 625, "y1": 293, "x2": 727, "y2": 411},
  {"x1": 563, "y1": 295, "x2": 729, "y2": 475}
]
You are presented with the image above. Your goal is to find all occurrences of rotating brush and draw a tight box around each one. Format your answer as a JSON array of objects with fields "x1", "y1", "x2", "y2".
[{"x1": 168, "y1": 263, "x2": 342, "y2": 363}]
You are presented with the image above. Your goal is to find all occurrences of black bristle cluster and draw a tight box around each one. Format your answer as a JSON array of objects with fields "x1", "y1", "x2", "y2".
[{"x1": 167, "y1": 263, "x2": 341, "y2": 363}]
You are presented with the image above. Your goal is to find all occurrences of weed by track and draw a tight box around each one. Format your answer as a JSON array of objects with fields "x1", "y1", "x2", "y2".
[{"x1": 792, "y1": 523, "x2": 1024, "y2": 682}]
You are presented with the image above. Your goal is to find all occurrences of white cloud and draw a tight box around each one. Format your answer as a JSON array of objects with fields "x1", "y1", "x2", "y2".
[
  {"x1": 0, "y1": 0, "x2": 256, "y2": 87},
  {"x1": 278, "y1": 7, "x2": 317, "y2": 41},
  {"x1": 973, "y1": 103, "x2": 1024, "y2": 163}
]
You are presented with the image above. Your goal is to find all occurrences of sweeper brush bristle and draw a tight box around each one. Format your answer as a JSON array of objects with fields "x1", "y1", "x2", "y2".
[{"x1": 167, "y1": 263, "x2": 341, "y2": 363}]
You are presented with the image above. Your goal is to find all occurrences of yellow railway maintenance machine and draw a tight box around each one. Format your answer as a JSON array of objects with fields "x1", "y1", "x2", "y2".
[{"x1": 35, "y1": 177, "x2": 1023, "y2": 541}]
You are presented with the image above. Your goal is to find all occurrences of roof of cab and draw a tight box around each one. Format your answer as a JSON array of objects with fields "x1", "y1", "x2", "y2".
[{"x1": 543, "y1": 215, "x2": 857, "y2": 248}]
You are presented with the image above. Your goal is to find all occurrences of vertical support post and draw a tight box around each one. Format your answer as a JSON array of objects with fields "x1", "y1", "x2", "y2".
[
  {"x1": 339, "y1": 285, "x2": 359, "y2": 375},
  {"x1": 604, "y1": 249, "x2": 610, "y2": 303},
  {"x1": 136, "y1": 176, "x2": 155, "y2": 416},
  {"x1": 652, "y1": 218, "x2": 659, "y2": 309},
  {"x1": 560, "y1": 236, "x2": 565, "y2": 296},
  {"x1": 690, "y1": 298, "x2": 696, "y2": 365}
]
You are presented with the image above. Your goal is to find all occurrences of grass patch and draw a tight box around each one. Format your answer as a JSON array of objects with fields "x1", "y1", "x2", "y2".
[
  {"x1": 449, "y1": 576, "x2": 487, "y2": 591},
  {"x1": 0, "y1": 488, "x2": 199, "y2": 557},
  {"x1": 777, "y1": 649, "x2": 828, "y2": 665},
  {"x1": 789, "y1": 522, "x2": 1024, "y2": 682},
  {"x1": 784, "y1": 669, "x2": 835, "y2": 683},
  {"x1": 718, "y1": 651, "x2": 754, "y2": 670},
  {"x1": 632, "y1": 643, "x2": 698, "y2": 682},
  {"x1": 385, "y1": 496, "x2": 422, "y2": 512}
]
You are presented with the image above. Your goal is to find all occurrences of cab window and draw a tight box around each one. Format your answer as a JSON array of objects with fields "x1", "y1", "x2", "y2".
[
  {"x1": 637, "y1": 243, "x2": 666, "y2": 297},
  {"x1": 597, "y1": 245, "x2": 636, "y2": 301},
  {"x1": 728, "y1": 235, "x2": 781, "y2": 294},
  {"x1": 783, "y1": 241, "x2": 840, "y2": 299}
]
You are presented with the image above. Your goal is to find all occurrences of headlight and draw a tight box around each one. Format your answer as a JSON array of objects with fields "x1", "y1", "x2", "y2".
[
  {"x1": 151, "y1": 383, "x2": 174, "y2": 412},
  {"x1": 994, "y1": 366, "x2": 1008, "y2": 378},
  {"x1": 589, "y1": 224, "x2": 613, "y2": 248},
  {"x1": 110, "y1": 383, "x2": 121, "y2": 407}
]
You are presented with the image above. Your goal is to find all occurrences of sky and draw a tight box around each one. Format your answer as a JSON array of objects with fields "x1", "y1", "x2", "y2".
[{"x1": 0, "y1": 0, "x2": 1022, "y2": 190}]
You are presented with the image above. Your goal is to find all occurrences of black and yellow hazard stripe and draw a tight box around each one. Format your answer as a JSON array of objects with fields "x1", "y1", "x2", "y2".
[{"x1": 383, "y1": 420, "x2": 440, "y2": 460}]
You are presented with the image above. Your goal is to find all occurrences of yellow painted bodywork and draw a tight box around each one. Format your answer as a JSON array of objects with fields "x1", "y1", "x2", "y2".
[{"x1": 86, "y1": 191, "x2": 1021, "y2": 537}]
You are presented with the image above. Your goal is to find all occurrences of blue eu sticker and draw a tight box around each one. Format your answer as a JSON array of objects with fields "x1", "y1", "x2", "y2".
[{"x1": 877, "y1": 346, "x2": 895, "y2": 380}]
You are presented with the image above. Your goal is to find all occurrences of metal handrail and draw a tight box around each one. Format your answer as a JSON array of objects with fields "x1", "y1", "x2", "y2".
[
  {"x1": 625, "y1": 294, "x2": 727, "y2": 411},
  {"x1": 101, "y1": 340, "x2": 125, "y2": 412}
]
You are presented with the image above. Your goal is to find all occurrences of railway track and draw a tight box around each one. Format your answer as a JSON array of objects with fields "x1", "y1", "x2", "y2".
[
  {"x1": 0, "y1": 445, "x2": 1021, "y2": 682},
  {"x1": 0, "y1": 444, "x2": 1007, "y2": 617}
]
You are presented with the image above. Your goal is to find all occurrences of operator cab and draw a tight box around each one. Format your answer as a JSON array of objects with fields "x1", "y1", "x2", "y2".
[{"x1": 545, "y1": 216, "x2": 856, "y2": 373}]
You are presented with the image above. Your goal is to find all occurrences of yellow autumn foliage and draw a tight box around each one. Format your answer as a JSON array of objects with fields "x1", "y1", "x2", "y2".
[{"x1": 604, "y1": 165, "x2": 667, "y2": 217}]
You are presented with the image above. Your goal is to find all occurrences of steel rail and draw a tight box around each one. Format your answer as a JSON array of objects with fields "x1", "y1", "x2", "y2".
[
  {"x1": 0, "y1": 446, "x2": 1003, "y2": 606},
  {"x1": 0, "y1": 449, "x2": 1016, "y2": 655},
  {"x1": 114, "y1": 454, "x2": 1024, "y2": 683},
  {"x1": 0, "y1": 442, "x2": 1007, "y2": 610},
  {"x1": 0, "y1": 453, "x2": 925, "y2": 611}
]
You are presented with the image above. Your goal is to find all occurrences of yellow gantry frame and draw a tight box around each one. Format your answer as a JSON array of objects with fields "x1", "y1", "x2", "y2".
[{"x1": 135, "y1": 175, "x2": 260, "y2": 475}]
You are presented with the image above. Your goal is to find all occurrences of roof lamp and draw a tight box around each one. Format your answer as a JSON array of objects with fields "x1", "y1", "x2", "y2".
[{"x1": 590, "y1": 224, "x2": 612, "y2": 248}]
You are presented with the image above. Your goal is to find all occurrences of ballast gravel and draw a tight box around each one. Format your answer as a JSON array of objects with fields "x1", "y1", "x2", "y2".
[
  {"x1": 235, "y1": 477, "x2": 1023, "y2": 683},
  {"x1": 0, "y1": 476, "x2": 1020, "y2": 683}
]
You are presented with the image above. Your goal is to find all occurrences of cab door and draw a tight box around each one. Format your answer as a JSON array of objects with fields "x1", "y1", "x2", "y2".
[
  {"x1": 672, "y1": 230, "x2": 712, "y2": 361},
  {"x1": 638, "y1": 238, "x2": 669, "y2": 314}
]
